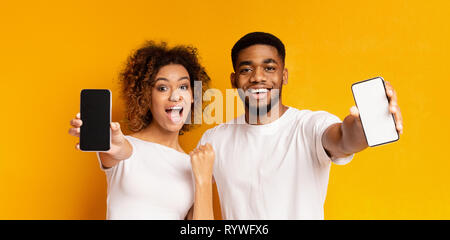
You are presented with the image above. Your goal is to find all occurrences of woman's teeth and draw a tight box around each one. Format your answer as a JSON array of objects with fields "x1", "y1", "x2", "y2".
[{"x1": 168, "y1": 106, "x2": 183, "y2": 111}]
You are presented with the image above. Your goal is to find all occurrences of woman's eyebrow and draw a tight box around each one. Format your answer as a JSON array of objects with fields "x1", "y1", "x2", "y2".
[{"x1": 155, "y1": 76, "x2": 189, "y2": 81}]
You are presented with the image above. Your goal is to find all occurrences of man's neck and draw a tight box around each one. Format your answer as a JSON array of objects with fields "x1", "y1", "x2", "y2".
[{"x1": 244, "y1": 103, "x2": 288, "y2": 125}]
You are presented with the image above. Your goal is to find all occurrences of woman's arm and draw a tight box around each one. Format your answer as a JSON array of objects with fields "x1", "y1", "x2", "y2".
[{"x1": 188, "y1": 144, "x2": 215, "y2": 220}]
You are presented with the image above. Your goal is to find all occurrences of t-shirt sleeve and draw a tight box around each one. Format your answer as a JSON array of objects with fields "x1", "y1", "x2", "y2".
[
  {"x1": 96, "y1": 136, "x2": 135, "y2": 172},
  {"x1": 312, "y1": 111, "x2": 354, "y2": 166},
  {"x1": 197, "y1": 128, "x2": 213, "y2": 147}
]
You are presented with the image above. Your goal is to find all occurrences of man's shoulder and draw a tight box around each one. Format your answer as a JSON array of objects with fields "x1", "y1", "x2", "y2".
[
  {"x1": 286, "y1": 107, "x2": 341, "y2": 126},
  {"x1": 200, "y1": 117, "x2": 242, "y2": 141},
  {"x1": 287, "y1": 107, "x2": 328, "y2": 119}
]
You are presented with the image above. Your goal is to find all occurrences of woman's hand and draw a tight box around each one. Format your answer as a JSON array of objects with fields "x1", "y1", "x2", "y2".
[
  {"x1": 68, "y1": 112, "x2": 132, "y2": 167},
  {"x1": 189, "y1": 143, "x2": 215, "y2": 185},
  {"x1": 189, "y1": 143, "x2": 215, "y2": 220}
]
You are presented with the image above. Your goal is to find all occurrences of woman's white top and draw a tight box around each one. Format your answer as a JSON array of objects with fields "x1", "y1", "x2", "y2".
[{"x1": 97, "y1": 136, "x2": 194, "y2": 220}]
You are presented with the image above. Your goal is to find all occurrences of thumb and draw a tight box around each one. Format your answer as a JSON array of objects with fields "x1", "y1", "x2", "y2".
[
  {"x1": 350, "y1": 106, "x2": 360, "y2": 118},
  {"x1": 111, "y1": 122, "x2": 124, "y2": 138}
]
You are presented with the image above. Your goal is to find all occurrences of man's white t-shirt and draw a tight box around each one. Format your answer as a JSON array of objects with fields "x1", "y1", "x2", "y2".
[
  {"x1": 198, "y1": 107, "x2": 354, "y2": 220},
  {"x1": 97, "y1": 136, "x2": 194, "y2": 220}
]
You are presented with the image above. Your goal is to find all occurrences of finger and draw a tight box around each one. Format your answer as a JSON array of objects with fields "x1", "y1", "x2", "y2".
[
  {"x1": 70, "y1": 118, "x2": 82, "y2": 127},
  {"x1": 389, "y1": 106, "x2": 403, "y2": 134},
  {"x1": 395, "y1": 117, "x2": 403, "y2": 134},
  {"x1": 385, "y1": 81, "x2": 393, "y2": 96},
  {"x1": 395, "y1": 109, "x2": 404, "y2": 134},
  {"x1": 350, "y1": 106, "x2": 359, "y2": 118},
  {"x1": 205, "y1": 143, "x2": 213, "y2": 151},
  {"x1": 385, "y1": 81, "x2": 398, "y2": 103},
  {"x1": 389, "y1": 104, "x2": 397, "y2": 114},
  {"x1": 75, "y1": 143, "x2": 80, "y2": 150},
  {"x1": 68, "y1": 127, "x2": 80, "y2": 137},
  {"x1": 76, "y1": 112, "x2": 80, "y2": 119},
  {"x1": 389, "y1": 100, "x2": 398, "y2": 112},
  {"x1": 198, "y1": 145, "x2": 206, "y2": 152}
]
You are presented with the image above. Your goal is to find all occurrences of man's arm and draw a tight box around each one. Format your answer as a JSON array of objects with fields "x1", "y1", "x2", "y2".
[{"x1": 322, "y1": 81, "x2": 404, "y2": 159}]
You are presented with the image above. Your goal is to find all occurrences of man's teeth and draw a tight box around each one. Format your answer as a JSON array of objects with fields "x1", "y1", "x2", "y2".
[{"x1": 249, "y1": 89, "x2": 269, "y2": 93}]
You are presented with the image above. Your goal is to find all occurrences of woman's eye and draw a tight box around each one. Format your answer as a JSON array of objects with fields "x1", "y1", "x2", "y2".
[
  {"x1": 157, "y1": 86, "x2": 168, "y2": 91},
  {"x1": 180, "y1": 85, "x2": 189, "y2": 90}
]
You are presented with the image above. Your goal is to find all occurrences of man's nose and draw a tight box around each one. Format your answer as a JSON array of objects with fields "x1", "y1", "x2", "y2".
[{"x1": 250, "y1": 67, "x2": 266, "y2": 83}]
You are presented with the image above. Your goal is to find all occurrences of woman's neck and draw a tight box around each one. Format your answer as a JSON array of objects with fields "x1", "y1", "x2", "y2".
[{"x1": 131, "y1": 121, "x2": 182, "y2": 152}]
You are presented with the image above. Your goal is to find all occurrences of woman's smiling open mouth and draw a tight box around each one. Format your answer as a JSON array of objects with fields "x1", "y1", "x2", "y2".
[{"x1": 165, "y1": 105, "x2": 184, "y2": 124}]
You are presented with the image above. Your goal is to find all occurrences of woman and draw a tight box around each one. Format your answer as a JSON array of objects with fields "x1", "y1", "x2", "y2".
[{"x1": 68, "y1": 41, "x2": 214, "y2": 220}]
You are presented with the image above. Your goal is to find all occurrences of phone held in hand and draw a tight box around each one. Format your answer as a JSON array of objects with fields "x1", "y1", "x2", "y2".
[
  {"x1": 351, "y1": 77, "x2": 399, "y2": 147},
  {"x1": 80, "y1": 89, "x2": 111, "y2": 151}
]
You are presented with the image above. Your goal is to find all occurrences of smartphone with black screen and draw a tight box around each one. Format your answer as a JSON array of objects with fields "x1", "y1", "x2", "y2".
[
  {"x1": 80, "y1": 89, "x2": 111, "y2": 151},
  {"x1": 351, "y1": 77, "x2": 399, "y2": 147}
]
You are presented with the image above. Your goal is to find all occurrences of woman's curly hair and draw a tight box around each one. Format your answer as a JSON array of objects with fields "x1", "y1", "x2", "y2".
[{"x1": 120, "y1": 41, "x2": 210, "y2": 135}]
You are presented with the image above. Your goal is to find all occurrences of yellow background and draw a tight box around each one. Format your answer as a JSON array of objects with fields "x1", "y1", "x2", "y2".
[{"x1": 0, "y1": 0, "x2": 449, "y2": 219}]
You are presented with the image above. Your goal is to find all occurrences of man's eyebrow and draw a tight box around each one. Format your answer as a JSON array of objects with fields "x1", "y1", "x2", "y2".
[
  {"x1": 263, "y1": 58, "x2": 278, "y2": 64},
  {"x1": 238, "y1": 61, "x2": 252, "y2": 67},
  {"x1": 155, "y1": 76, "x2": 190, "y2": 81},
  {"x1": 237, "y1": 59, "x2": 278, "y2": 68}
]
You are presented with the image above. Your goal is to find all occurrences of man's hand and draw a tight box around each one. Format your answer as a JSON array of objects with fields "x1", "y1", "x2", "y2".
[
  {"x1": 349, "y1": 80, "x2": 403, "y2": 134},
  {"x1": 323, "y1": 81, "x2": 404, "y2": 158}
]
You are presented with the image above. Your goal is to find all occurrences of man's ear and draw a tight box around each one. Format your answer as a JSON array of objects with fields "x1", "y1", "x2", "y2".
[
  {"x1": 230, "y1": 72, "x2": 237, "y2": 88},
  {"x1": 282, "y1": 68, "x2": 288, "y2": 85}
]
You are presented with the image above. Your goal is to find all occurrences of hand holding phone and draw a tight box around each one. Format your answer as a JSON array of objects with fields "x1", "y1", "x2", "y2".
[
  {"x1": 351, "y1": 77, "x2": 403, "y2": 147},
  {"x1": 68, "y1": 89, "x2": 126, "y2": 153}
]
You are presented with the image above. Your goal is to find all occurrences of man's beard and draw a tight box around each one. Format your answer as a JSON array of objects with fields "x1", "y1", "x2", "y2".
[{"x1": 238, "y1": 88, "x2": 282, "y2": 116}]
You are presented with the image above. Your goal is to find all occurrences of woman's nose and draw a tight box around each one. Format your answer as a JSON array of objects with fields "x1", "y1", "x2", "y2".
[{"x1": 169, "y1": 89, "x2": 183, "y2": 102}]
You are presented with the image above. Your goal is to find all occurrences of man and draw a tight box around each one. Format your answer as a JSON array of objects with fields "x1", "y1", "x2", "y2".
[{"x1": 198, "y1": 32, "x2": 403, "y2": 219}]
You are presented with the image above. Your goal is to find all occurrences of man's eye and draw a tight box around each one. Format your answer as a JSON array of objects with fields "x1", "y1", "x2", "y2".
[
  {"x1": 265, "y1": 66, "x2": 276, "y2": 71},
  {"x1": 240, "y1": 68, "x2": 252, "y2": 74}
]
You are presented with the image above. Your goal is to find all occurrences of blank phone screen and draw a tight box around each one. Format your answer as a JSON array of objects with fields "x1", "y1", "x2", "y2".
[
  {"x1": 351, "y1": 77, "x2": 399, "y2": 147},
  {"x1": 80, "y1": 89, "x2": 111, "y2": 151}
]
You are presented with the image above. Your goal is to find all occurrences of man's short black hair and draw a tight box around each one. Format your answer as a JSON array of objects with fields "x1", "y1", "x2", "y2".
[{"x1": 231, "y1": 32, "x2": 286, "y2": 70}]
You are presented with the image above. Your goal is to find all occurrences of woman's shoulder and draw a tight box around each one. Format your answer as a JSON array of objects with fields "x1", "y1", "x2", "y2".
[{"x1": 125, "y1": 135, "x2": 189, "y2": 158}]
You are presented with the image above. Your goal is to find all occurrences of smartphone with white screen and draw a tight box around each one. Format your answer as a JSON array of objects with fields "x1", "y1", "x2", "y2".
[
  {"x1": 80, "y1": 89, "x2": 111, "y2": 151},
  {"x1": 351, "y1": 77, "x2": 399, "y2": 147}
]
